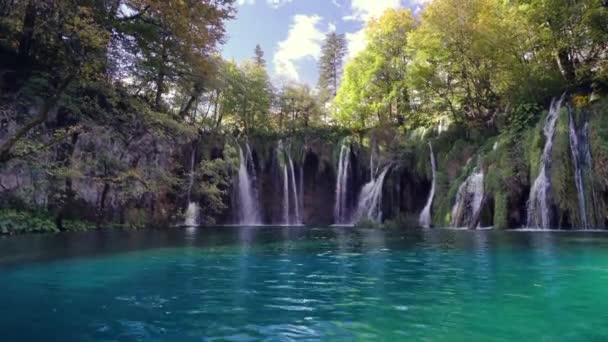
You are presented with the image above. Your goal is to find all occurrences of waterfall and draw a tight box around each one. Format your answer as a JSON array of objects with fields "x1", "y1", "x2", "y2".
[
  {"x1": 277, "y1": 140, "x2": 302, "y2": 225},
  {"x1": 282, "y1": 164, "x2": 290, "y2": 224},
  {"x1": 526, "y1": 94, "x2": 566, "y2": 229},
  {"x1": 184, "y1": 147, "x2": 199, "y2": 226},
  {"x1": 567, "y1": 106, "x2": 599, "y2": 229},
  {"x1": 352, "y1": 165, "x2": 391, "y2": 224},
  {"x1": 334, "y1": 144, "x2": 351, "y2": 224},
  {"x1": 299, "y1": 163, "x2": 304, "y2": 222},
  {"x1": 451, "y1": 167, "x2": 485, "y2": 229},
  {"x1": 370, "y1": 139, "x2": 378, "y2": 181},
  {"x1": 568, "y1": 109, "x2": 588, "y2": 229},
  {"x1": 419, "y1": 142, "x2": 437, "y2": 228},
  {"x1": 184, "y1": 202, "x2": 200, "y2": 227},
  {"x1": 288, "y1": 153, "x2": 301, "y2": 224},
  {"x1": 237, "y1": 144, "x2": 261, "y2": 225}
]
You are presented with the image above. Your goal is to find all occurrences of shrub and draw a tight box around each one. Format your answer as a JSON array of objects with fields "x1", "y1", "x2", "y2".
[{"x1": 0, "y1": 210, "x2": 58, "y2": 235}]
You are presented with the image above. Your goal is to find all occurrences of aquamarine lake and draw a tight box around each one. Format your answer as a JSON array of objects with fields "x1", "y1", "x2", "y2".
[{"x1": 1, "y1": 227, "x2": 608, "y2": 340}]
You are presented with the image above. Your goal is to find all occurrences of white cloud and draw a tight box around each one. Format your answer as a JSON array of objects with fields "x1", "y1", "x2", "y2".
[
  {"x1": 237, "y1": 0, "x2": 293, "y2": 8},
  {"x1": 349, "y1": 0, "x2": 401, "y2": 22},
  {"x1": 343, "y1": 0, "x2": 402, "y2": 59},
  {"x1": 267, "y1": 0, "x2": 294, "y2": 8},
  {"x1": 273, "y1": 15, "x2": 327, "y2": 81},
  {"x1": 345, "y1": 29, "x2": 367, "y2": 60}
]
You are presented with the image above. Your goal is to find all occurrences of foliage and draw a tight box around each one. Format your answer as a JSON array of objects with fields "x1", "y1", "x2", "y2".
[
  {"x1": 333, "y1": 9, "x2": 415, "y2": 129},
  {"x1": 0, "y1": 210, "x2": 58, "y2": 235},
  {"x1": 193, "y1": 143, "x2": 239, "y2": 224}
]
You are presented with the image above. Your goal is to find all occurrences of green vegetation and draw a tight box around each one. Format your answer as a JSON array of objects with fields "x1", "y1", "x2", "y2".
[{"x1": 0, "y1": 0, "x2": 607, "y2": 231}]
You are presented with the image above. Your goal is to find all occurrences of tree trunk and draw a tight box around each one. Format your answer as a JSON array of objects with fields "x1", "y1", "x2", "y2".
[
  {"x1": 0, "y1": 74, "x2": 74, "y2": 164},
  {"x1": 557, "y1": 48, "x2": 576, "y2": 82},
  {"x1": 154, "y1": 40, "x2": 168, "y2": 110},
  {"x1": 17, "y1": 0, "x2": 37, "y2": 64},
  {"x1": 180, "y1": 94, "x2": 198, "y2": 119}
]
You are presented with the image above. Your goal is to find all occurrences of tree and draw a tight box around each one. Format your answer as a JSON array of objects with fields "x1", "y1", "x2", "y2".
[
  {"x1": 406, "y1": 0, "x2": 561, "y2": 126},
  {"x1": 0, "y1": 1, "x2": 110, "y2": 163},
  {"x1": 317, "y1": 32, "x2": 347, "y2": 103},
  {"x1": 517, "y1": 0, "x2": 608, "y2": 84},
  {"x1": 277, "y1": 83, "x2": 320, "y2": 131},
  {"x1": 332, "y1": 9, "x2": 415, "y2": 129},
  {"x1": 254, "y1": 44, "x2": 266, "y2": 67},
  {"x1": 111, "y1": 0, "x2": 235, "y2": 110}
]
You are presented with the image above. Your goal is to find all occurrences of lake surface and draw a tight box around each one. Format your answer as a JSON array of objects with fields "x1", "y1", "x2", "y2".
[{"x1": 1, "y1": 227, "x2": 608, "y2": 341}]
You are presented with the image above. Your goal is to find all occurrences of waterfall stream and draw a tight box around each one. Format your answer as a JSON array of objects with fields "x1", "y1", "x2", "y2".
[
  {"x1": 282, "y1": 164, "x2": 290, "y2": 224},
  {"x1": 352, "y1": 165, "x2": 391, "y2": 224},
  {"x1": 451, "y1": 167, "x2": 484, "y2": 229},
  {"x1": 419, "y1": 142, "x2": 437, "y2": 228},
  {"x1": 278, "y1": 141, "x2": 302, "y2": 225},
  {"x1": 184, "y1": 147, "x2": 200, "y2": 226},
  {"x1": 334, "y1": 144, "x2": 351, "y2": 224},
  {"x1": 184, "y1": 202, "x2": 200, "y2": 227},
  {"x1": 568, "y1": 109, "x2": 588, "y2": 229},
  {"x1": 288, "y1": 153, "x2": 301, "y2": 224},
  {"x1": 527, "y1": 94, "x2": 566, "y2": 229},
  {"x1": 237, "y1": 143, "x2": 261, "y2": 225}
]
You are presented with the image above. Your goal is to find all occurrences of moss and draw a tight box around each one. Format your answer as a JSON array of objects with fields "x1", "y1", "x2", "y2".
[
  {"x1": 551, "y1": 107, "x2": 579, "y2": 227},
  {"x1": 493, "y1": 192, "x2": 508, "y2": 229},
  {"x1": 588, "y1": 97, "x2": 608, "y2": 226}
]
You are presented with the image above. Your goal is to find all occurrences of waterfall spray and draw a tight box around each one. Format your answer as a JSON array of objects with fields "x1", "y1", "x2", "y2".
[
  {"x1": 419, "y1": 142, "x2": 437, "y2": 228},
  {"x1": 527, "y1": 94, "x2": 566, "y2": 229}
]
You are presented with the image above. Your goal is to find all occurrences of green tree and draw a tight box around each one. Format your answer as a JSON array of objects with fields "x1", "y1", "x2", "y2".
[
  {"x1": 517, "y1": 0, "x2": 608, "y2": 84},
  {"x1": 332, "y1": 9, "x2": 415, "y2": 129},
  {"x1": 317, "y1": 32, "x2": 347, "y2": 104}
]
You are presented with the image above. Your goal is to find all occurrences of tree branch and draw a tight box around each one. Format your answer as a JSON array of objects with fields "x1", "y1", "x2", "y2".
[{"x1": 0, "y1": 74, "x2": 75, "y2": 164}]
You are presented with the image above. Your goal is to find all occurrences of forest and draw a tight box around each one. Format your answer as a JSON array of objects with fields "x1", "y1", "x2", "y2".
[{"x1": 0, "y1": 0, "x2": 607, "y2": 233}]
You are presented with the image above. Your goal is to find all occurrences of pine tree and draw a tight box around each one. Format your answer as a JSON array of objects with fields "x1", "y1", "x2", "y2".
[
  {"x1": 317, "y1": 32, "x2": 347, "y2": 103},
  {"x1": 254, "y1": 44, "x2": 266, "y2": 67}
]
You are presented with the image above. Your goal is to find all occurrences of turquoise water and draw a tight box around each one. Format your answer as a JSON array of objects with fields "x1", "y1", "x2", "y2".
[{"x1": 1, "y1": 227, "x2": 608, "y2": 341}]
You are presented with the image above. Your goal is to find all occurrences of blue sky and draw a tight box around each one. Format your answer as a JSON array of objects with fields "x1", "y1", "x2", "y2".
[{"x1": 221, "y1": 0, "x2": 430, "y2": 87}]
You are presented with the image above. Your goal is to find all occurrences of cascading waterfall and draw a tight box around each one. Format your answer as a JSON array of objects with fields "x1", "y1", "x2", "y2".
[
  {"x1": 567, "y1": 106, "x2": 600, "y2": 229},
  {"x1": 419, "y1": 142, "x2": 437, "y2": 228},
  {"x1": 184, "y1": 147, "x2": 200, "y2": 226},
  {"x1": 288, "y1": 153, "x2": 301, "y2": 224},
  {"x1": 237, "y1": 143, "x2": 261, "y2": 225},
  {"x1": 451, "y1": 167, "x2": 485, "y2": 229},
  {"x1": 184, "y1": 202, "x2": 200, "y2": 227},
  {"x1": 527, "y1": 94, "x2": 566, "y2": 229},
  {"x1": 568, "y1": 109, "x2": 588, "y2": 229},
  {"x1": 334, "y1": 144, "x2": 351, "y2": 224},
  {"x1": 370, "y1": 140, "x2": 378, "y2": 181},
  {"x1": 352, "y1": 165, "x2": 391, "y2": 224},
  {"x1": 299, "y1": 163, "x2": 304, "y2": 221},
  {"x1": 277, "y1": 141, "x2": 302, "y2": 225},
  {"x1": 282, "y1": 163, "x2": 290, "y2": 224}
]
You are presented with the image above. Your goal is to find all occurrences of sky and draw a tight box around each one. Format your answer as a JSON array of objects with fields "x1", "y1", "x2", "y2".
[{"x1": 221, "y1": 0, "x2": 431, "y2": 87}]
